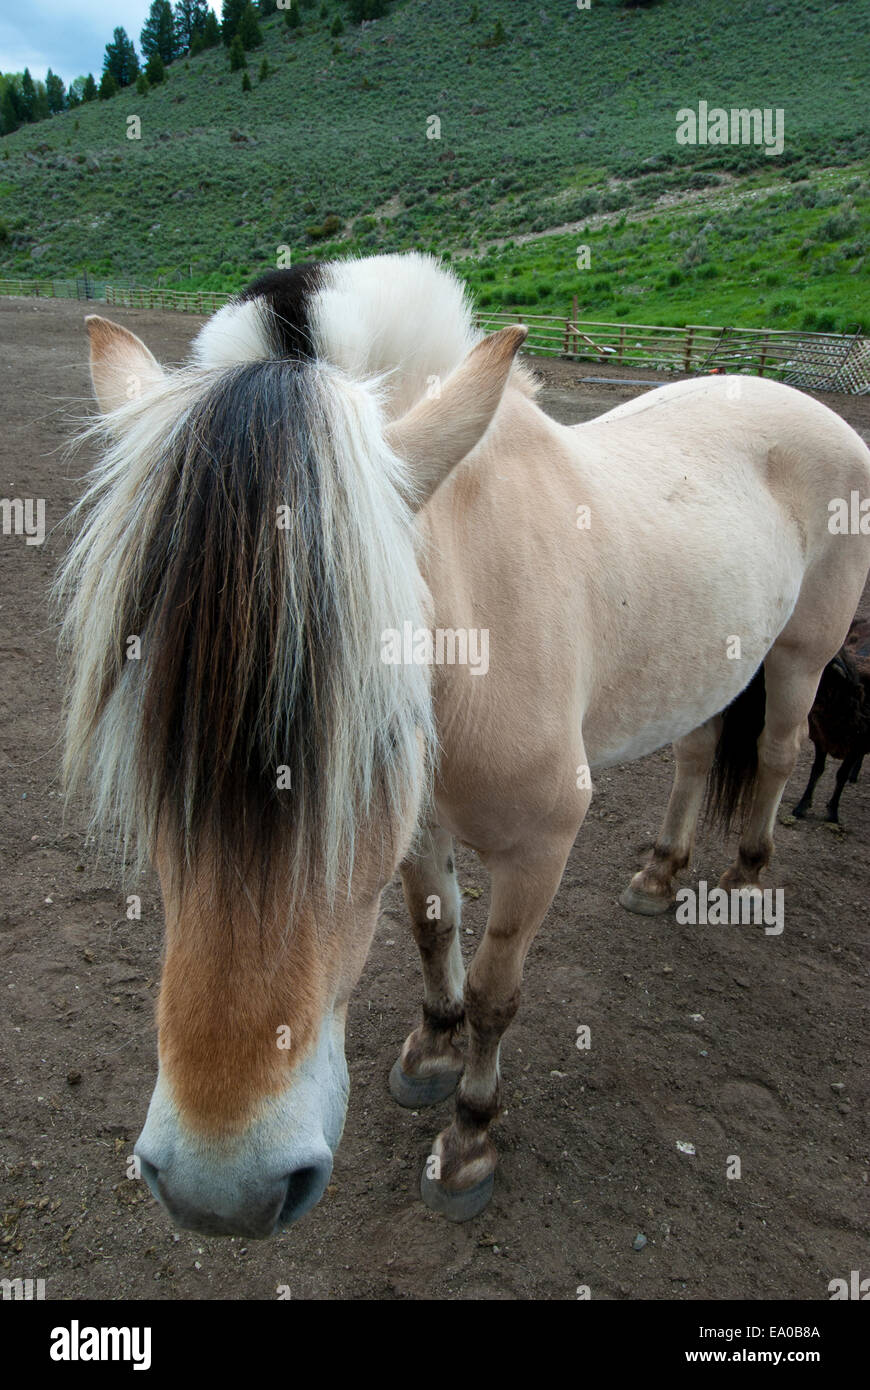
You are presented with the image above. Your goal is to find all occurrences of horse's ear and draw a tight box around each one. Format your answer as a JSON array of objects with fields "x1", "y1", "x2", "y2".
[
  {"x1": 386, "y1": 324, "x2": 527, "y2": 510},
  {"x1": 85, "y1": 314, "x2": 164, "y2": 414}
]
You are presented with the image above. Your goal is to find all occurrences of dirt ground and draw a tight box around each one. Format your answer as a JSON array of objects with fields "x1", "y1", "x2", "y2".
[{"x1": 1, "y1": 297, "x2": 868, "y2": 1302}]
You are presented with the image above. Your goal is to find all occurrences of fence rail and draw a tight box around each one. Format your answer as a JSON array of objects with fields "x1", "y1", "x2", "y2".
[
  {"x1": 475, "y1": 311, "x2": 869, "y2": 394},
  {"x1": 104, "y1": 285, "x2": 231, "y2": 314},
  {"x1": 0, "y1": 277, "x2": 230, "y2": 314},
  {"x1": 1, "y1": 278, "x2": 866, "y2": 393}
]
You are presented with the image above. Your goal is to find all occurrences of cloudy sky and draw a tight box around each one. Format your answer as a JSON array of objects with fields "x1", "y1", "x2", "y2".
[{"x1": 0, "y1": 1, "x2": 220, "y2": 85}]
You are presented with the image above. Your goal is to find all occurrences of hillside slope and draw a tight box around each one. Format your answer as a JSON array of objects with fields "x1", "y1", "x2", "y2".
[{"x1": 1, "y1": 0, "x2": 867, "y2": 329}]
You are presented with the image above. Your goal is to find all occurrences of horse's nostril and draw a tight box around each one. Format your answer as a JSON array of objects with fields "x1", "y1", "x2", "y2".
[
  {"x1": 137, "y1": 1155, "x2": 161, "y2": 1199},
  {"x1": 279, "y1": 1164, "x2": 329, "y2": 1226}
]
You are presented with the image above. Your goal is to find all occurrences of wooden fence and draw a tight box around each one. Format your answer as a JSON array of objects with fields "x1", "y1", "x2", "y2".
[
  {"x1": 104, "y1": 285, "x2": 231, "y2": 314},
  {"x1": 0, "y1": 277, "x2": 230, "y2": 314},
  {"x1": 475, "y1": 310, "x2": 869, "y2": 395},
  {"x1": 1, "y1": 278, "x2": 866, "y2": 393}
]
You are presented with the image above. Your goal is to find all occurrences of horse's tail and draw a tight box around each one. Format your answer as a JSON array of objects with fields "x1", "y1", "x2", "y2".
[{"x1": 704, "y1": 665, "x2": 767, "y2": 833}]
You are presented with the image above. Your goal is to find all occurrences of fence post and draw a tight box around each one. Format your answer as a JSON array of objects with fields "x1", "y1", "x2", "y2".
[
  {"x1": 683, "y1": 327, "x2": 694, "y2": 371},
  {"x1": 758, "y1": 338, "x2": 768, "y2": 377},
  {"x1": 572, "y1": 296, "x2": 579, "y2": 354}
]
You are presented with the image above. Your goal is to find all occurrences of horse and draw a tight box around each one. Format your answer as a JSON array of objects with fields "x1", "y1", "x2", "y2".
[
  {"x1": 58, "y1": 253, "x2": 870, "y2": 1237},
  {"x1": 793, "y1": 617, "x2": 870, "y2": 824}
]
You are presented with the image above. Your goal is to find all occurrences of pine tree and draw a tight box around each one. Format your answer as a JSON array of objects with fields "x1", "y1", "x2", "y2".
[
  {"x1": 174, "y1": 0, "x2": 210, "y2": 51},
  {"x1": 259, "y1": 57, "x2": 270, "y2": 80},
  {"x1": 136, "y1": 72, "x2": 150, "y2": 95},
  {"x1": 20, "y1": 69, "x2": 36, "y2": 122},
  {"x1": 0, "y1": 84, "x2": 19, "y2": 136},
  {"x1": 349, "y1": 0, "x2": 388, "y2": 21},
  {"x1": 82, "y1": 73, "x2": 98, "y2": 102},
  {"x1": 331, "y1": 16, "x2": 344, "y2": 36},
  {"x1": 229, "y1": 34, "x2": 247, "y2": 69},
  {"x1": 222, "y1": 0, "x2": 247, "y2": 44},
  {"x1": 103, "y1": 28, "x2": 140, "y2": 87},
  {"x1": 203, "y1": 11, "x2": 221, "y2": 46},
  {"x1": 141, "y1": 2, "x2": 178, "y2": 64},
  {"x1": 286, "y1": 0, "x2": 301, "y2": 28},
  {"x1": 145, "y1": 52, "x2": 166, "y2": 84},
  {"x1": 32, "y1": 79, "x2": 50, "y2": 122},
  {"x1": 239, "y1": 3, "x2": 263, "y2": 48},
  {"x1": 45, "y1": 69, "x2": 66, "y2": 113},
  {"x1": 98, "y1": 71, "x2": 119, "y2": 100},
  {"x1": 242, "y1": 70, "x2": 252, "y2": 91}
]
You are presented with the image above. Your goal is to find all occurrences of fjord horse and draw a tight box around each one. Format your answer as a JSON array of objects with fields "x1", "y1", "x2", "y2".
[{"x1": 59, "y1": 254, "x2": 870, "y2": 1234}]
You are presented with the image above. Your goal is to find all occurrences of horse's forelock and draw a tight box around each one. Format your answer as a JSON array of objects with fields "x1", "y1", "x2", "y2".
[{"x1": 60, "y1": 348, "x2": 433, "y2": 919}]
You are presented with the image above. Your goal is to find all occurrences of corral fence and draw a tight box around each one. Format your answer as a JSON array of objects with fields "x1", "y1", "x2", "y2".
[
  {"x1": 0, "y1": 274, "x2": 140, "y2": 302},
  {"x1": 0, "y1": 277, "x2": 230, "y2": 315},
  {"x1": 476, "y1": 310, "x2": 870, "y2": 395},
  {"x1": 1, "y1": 277, "x2": 867, "y2": 394}
]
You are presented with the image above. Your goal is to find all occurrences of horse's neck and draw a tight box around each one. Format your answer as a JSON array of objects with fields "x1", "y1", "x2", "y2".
[{"x1": 418, "y1": 381, "x2": 571, "y2": 604}]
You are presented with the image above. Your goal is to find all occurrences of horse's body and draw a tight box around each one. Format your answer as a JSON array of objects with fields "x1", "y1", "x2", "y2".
[
  {"x1": 425, "y1": 371, "x2": 840, "y2": 792},
  {"x1": 60, "y1": 254, "x2": 870, "y2": 1235}
]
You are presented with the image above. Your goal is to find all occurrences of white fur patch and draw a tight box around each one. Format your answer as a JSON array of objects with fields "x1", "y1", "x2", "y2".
[
  {"x1": 191, "y1": 298, "x2": 272, "y2": 370},
  {"x1": 312, "y1": 253, "x2": 481, "y2": 419}
]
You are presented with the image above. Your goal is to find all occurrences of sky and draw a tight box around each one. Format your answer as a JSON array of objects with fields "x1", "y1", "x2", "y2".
[{"x1": 0, "y1": 1, "x2": 220, "y2": 86}]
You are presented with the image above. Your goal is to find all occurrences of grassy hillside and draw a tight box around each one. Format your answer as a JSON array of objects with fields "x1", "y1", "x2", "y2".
[{"x1": 1, "y1": 0, "x2": 868, "y2": 331}]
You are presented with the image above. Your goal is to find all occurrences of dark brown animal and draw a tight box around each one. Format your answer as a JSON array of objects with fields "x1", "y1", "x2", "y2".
[{"x1": 793, "y1": 618, "x2": 870, "y2": 824}]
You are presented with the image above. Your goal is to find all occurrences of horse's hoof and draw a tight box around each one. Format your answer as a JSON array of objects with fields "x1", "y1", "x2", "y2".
[
  {"x1": 780, "y1": 812, "x2": 798, "y2": 826},
  {"x1": 619, "y1": 884, "x2": 673, "y2": 916},
  {"x1": 420, "y1": 1168, "x2": 494, "y2": 1222},
  {"x1": 823, "y1": 818, "x2": 845, "y2": 834},
  {"x1": 389, "y1": 1059, "x2": 462, "y2": 1109}
]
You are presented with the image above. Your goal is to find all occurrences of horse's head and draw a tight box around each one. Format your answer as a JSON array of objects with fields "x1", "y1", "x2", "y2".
[{"x1": 61, "y1": 268, "x2": 525, "y2": 1237}]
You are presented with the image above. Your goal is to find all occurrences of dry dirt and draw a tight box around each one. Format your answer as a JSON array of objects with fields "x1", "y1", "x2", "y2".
[{"x1": 1, "y1": 297, "x2": 868, "y2": 1301}]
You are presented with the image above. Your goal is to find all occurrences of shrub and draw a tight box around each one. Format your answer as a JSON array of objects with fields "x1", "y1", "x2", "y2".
[{"x1": 306, "y1": 213, "x2": 342, "y2": 239}]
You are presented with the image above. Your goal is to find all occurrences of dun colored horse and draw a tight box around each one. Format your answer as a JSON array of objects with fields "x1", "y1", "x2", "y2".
[{"x1": 59, "y1": 254, "x2": 870, "y2": 1236}]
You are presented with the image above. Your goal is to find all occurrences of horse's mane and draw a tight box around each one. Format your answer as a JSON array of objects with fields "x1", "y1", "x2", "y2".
[
  {"x1": 57, "y1": 256, "x2": 468, "y2": 912},
  {"x1": 193, "y1": 251, "x2": 538, "y2": 415}
]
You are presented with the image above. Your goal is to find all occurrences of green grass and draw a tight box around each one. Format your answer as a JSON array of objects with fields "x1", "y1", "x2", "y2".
[
  {"x1": 460, "y1": 174, "x2": 870, "y2": 335},
  {"x1": 1, "y1": 0, "x2": 867, "y2": 331}
]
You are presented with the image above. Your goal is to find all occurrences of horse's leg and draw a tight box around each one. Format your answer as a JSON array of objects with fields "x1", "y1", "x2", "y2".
[
  {"x1": 389, "y1": 823, "x2": 466, "y2": 1108},
  {"x1": 792, "y1": 740, "x2": 826, "y2": 818},
  {"x1": 825, "y1": 756, "x2": 854, "y2": 824},
  {"x1": 720, "y1": 643, "x2": 827, "y2": 893},
  {"x1": 620, "y1": 717, "x2": 721, "y2": 915},
  {"x1": 419, "y1": 827, "x2": 583, "y2": 1221},
  {"x1": 848, "y1": 754, "x2": 863, "y2": 784}
]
